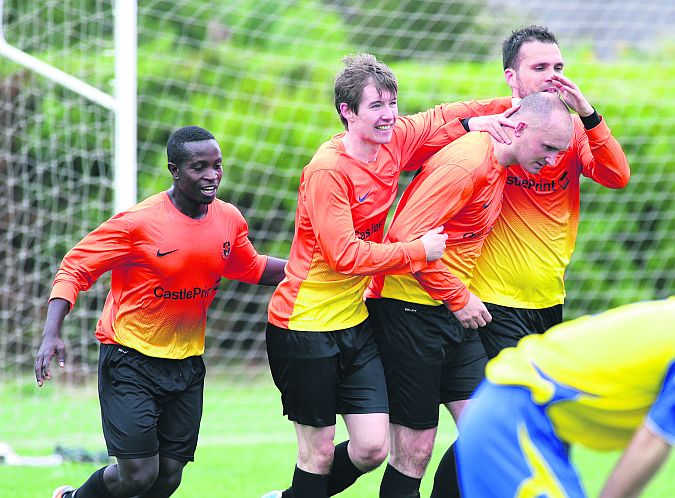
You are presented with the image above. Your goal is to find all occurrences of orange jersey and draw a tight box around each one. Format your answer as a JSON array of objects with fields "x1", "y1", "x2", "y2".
[
  {"x1": 368, "y1": 132, "x2": 506, "y2": 310},
  {"x1": 470, "y1": 115, "x2": 630, "y2": 308},
  {"x1": 50, "y1": 192, "x2": 267, "y2": 359},
  {"x1": 268, "y1": 98, "x2": 512, "y2": 331}
]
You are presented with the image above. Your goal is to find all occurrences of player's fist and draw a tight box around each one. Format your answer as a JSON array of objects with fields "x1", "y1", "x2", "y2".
[
  {"x1": 420, "y1": 226, "x2": 448, "y2": 262},
  {"x1": 453, "y1": 292, "x2": 492, "y2": 329}
]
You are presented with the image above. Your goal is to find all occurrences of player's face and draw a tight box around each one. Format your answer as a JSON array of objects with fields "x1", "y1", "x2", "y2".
[
  {"x1": 514, "y1": 120, "x2": 571, "y2": 174},
  {"x1": 506, "y1": 41, "x2": 565, "y2": 99},
  {"x1": 172, "y1": 139, "x2": 223, "y2": 206},
  {"x1": 344, "y1": 85, "x2": 398, "y2": 147}
]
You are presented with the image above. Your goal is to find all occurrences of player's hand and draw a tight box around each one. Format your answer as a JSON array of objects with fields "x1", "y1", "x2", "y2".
[
  {"x1": 35, "y1": 335, "x2": 66, "y2": 387},
  {"x1": 550, "y1": 74, "x2": 594, "y2": 117},
  {"x1": 452, "y1": 292, "x2": 492, "y2": 329},
  {"x1": 420, "y1": 226, "x2": 448, "y2": 262},
  {"x1": 467, "y1": 105, "x2": 520, "y2": 144}
]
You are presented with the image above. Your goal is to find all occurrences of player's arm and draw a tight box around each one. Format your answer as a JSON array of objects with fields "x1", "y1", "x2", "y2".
[
  {"x1": 551, "y1": 74, "x2": 630, "y2": 188},
  {"x1": 305, "y1": 169, "x2": 445, "y2": 276},
  {"x1": 599, "y1": 422, "x2": 671, "y2": 498},
  {"x1": 221, "y1": 207, "x2": 285, "y2": 286},
  {"x1": 387, "y1": 166, "x2": 491, "y2": 327},
  {"x1": 258, "y1": 256, "x2": 287, "y2": 286},
  {"x1": 601, "y1": 363, "x2": 674, "y2": 497},
  {"x1": 399, "y1": 97, "x2": 515, "y2": 169},
  {"x1": 35, "y1": 297, "x2": 71, "y2": 387},
  {"x1": 36, "y1": 215, "x2": 132, "y2": 386}
]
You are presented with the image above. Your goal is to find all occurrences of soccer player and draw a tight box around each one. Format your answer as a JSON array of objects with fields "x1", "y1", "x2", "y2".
[
  {"x1": 263, "y1": 53, "x2": 518, "y2": 498},
  {"x1": 365, "y1": 91, "x2": 573, "y2": 498},
  {"x1": 457, "y1": 297, "x2": 674, "y2": 497},
  {"x1": 431, "y1": 25, "x2": 631, "y2": 496},
  {"x1": 35, "y1": 126, "x2": 287, "y2": 498}
]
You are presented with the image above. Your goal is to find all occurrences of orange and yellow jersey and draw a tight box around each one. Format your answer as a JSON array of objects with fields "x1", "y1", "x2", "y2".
[
  {"x1": 487, "y1": 297, "x2": 675, "y2": 450},
  {"x1": 471, "y1": 114, "x2": 630, "y2": 308},
  {"x1": 367, "y1": 132, "x2": 506, "y2": 311},
  {"x1": 268, "y1": 98, "x2": 512, "y2": 331},
  {"x1": 50, "y1": 192, "x2": 267, "y2": 359}
]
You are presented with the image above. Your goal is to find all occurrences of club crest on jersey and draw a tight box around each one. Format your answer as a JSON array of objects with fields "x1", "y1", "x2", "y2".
[{"x1": 222, "y1": 241, "x2": 231, "y2": 259}]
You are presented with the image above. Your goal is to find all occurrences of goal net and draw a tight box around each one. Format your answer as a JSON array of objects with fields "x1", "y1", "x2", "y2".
[{"x1": 1, "y1": 0, "x2": 673, "y2": 391}]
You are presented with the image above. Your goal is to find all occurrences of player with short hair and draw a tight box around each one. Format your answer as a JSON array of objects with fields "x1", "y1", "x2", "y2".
[
  {"x1": 366, "y1": 91, "x2": 573, "y2": 498},
  {"x1": 263, "y1": 53, "x2": 518, "y2": 498},
  {"x1": 36, "y1": 125, "x2": 287, "y2": 498},
  {"x1": 431, "y1": 25, "x2": 631, "y2": 497},
  {"x1": 457, "y1": 297, "x2": 674, "y2": 497}
]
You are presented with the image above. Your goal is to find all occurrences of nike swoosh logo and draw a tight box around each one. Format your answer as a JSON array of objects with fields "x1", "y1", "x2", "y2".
[
  {"x1": 358, "y1": 190, "x2": 372, "y2": 203},
  {"x1": 482, "y1": 201, "x2": 491, "y2": 209},
  {"x1": 157, "y1": 249, "x2": 179, "y2": 257}
]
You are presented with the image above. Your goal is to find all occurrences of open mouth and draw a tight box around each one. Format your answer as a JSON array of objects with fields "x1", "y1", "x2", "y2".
[
  {"x1": 201, "y1": 186, "x2": 218, "y2": 194},
  {"x1": 375, "y1": 124, "x2": 392, "y2": 131}
]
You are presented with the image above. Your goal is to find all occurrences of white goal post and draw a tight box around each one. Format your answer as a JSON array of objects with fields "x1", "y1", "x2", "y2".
[{"x1": 0, "y1": 0, "x2": 137, "y2": 212}]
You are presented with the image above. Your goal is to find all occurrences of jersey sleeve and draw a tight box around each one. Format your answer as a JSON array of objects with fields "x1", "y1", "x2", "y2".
[
  {"x1": 577, "y1": 116, "x2": 630, "y2": 188},
  {"x1": 304, "y1": 168, "x2": 427, "y2": 276},
  {"x1": 221, "y1": 207, "x2": 268, "y2": 284},
  {"x1": 401, "y1": 97, "x2": 512, "y2": 170},
  {"x1": 645, "y1": 361, "x2": 675, "y2": 445},
  {"x1": 387, "y1": 165, "x2": 475, "y2": 310},
  {"x1": 49, "y1": 213, "x2": 133, "y2": 308}
]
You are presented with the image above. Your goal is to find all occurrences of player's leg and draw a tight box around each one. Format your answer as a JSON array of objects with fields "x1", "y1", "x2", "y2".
[
  {"x1": 367, "y1": 299, "x2": 449, "y2": 498},
  {"x1": 329, "y1": 319, "x2": 389, "y2": 495},
  {"x1": 266, "y1": 324, "x2": 342, "y2": 498},
  {"x1": 139, "y1": 355, "x2": 206, "y2": 497},
  {"x1": 431, "y1": 326, "x2": 488, "y2": 498},
  {"x1": 61, "y1": 344, "x2": 166, "y2": 498}
]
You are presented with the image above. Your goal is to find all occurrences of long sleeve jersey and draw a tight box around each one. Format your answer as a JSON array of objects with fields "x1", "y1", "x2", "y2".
[
  {"x1": 50, "y1": 192, "x2": 267, "y2": 359},
  {"x1": 367, "y1": 132, "x2": 506, "y2": 311},
  {"x1": 268, "y1": 98, "x2": 511, "y2": 331},
  {"x1": 470, "y1": 114, "x2": 630, "y2": 308}
]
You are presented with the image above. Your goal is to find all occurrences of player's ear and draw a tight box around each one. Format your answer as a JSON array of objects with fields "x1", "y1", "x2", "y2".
[
  {"x1": 504, "y1": 68, "x2": 516, "y2": 89},
  {"x1": 513, "y1": 122, "x2": 527, "y2": 137},
  {"x1": 168, "y1": 162, "x2": 180, "y2": 180},
  {"x1": 339, "y1": 102, "x2": 354, "y2": 122}
]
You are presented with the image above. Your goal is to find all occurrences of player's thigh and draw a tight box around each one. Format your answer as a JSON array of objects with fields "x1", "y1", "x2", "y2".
[
  {"x1": 333, "y1": 319, "x2": 389, "y2": 417},
  {"x1": 366, "y1": 299, "x2": 447, "y2": 429},
  {"x1": 441, "y1": 326, "x2": 488, "y2": 405},
  {"x1": 156, "y1": 355, "x2": 206, "y2": 463},
  {"x1": 457, "y1": 382, "x2": 584, "y2": 497},
  {"x1": 266, "y1": 323, "x2": 341, "y2": 427},
  {"x1": 98, "y1": 344, "x2": 162, "y2": 459}
]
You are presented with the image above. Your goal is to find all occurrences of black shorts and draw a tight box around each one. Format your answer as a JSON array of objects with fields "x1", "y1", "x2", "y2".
[
  {"x1": 98, "y1": 343, "x2": 206, "y2": 462},
  {"x1": 367, "y1": 298, "x2": 487, "y2": 430},
  {"x1": 266, "y1": 320, "x2": 389, "y2": 427},
  {"x1": 478, "y1": 303, "x2": 563, "y2": 359}
]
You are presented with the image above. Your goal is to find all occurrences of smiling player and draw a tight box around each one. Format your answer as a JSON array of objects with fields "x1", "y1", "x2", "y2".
[{"x1": 36, "y1": 126, "x2": 287, "y2": 498}]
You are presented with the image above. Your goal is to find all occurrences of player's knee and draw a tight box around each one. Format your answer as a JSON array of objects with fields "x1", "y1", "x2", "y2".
[
  {"x1": 408, "y1": 439, "x2": 435, "y2": 472},
  {"x1": 351, "y1": 439, "x2": 389, "y2": 470},
  {"x1": 119, "y1": 467, "x2": 158, "y2": 495},
  {"x1": 298, "y1": 439, "x2": 335, "y2": 473}
]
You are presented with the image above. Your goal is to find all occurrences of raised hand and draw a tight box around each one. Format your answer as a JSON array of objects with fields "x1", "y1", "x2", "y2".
[{"x1": 550, "y1": 74, "x2": 594, "y2": 117}]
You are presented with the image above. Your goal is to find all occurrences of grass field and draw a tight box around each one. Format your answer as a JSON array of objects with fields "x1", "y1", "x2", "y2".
[{"x1": 1, "y1": 376, "x2": 673, "y2": 497}]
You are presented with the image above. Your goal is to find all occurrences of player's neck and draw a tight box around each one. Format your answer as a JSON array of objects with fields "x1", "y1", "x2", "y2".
[
  {"x1": 491, "y1": 137, "x2": 515, "y2": 167},
  {"x1": 342, "y1": 133, "x2": 380, "y2": 163},
  {"x1": 167, "y1": 187, "x2": 209, "y2": 220}
]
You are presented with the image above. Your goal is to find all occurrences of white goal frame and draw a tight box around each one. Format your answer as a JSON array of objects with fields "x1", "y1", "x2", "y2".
[{"x1": 0, "y1": 0, "x2": 137, "y2": 212}]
